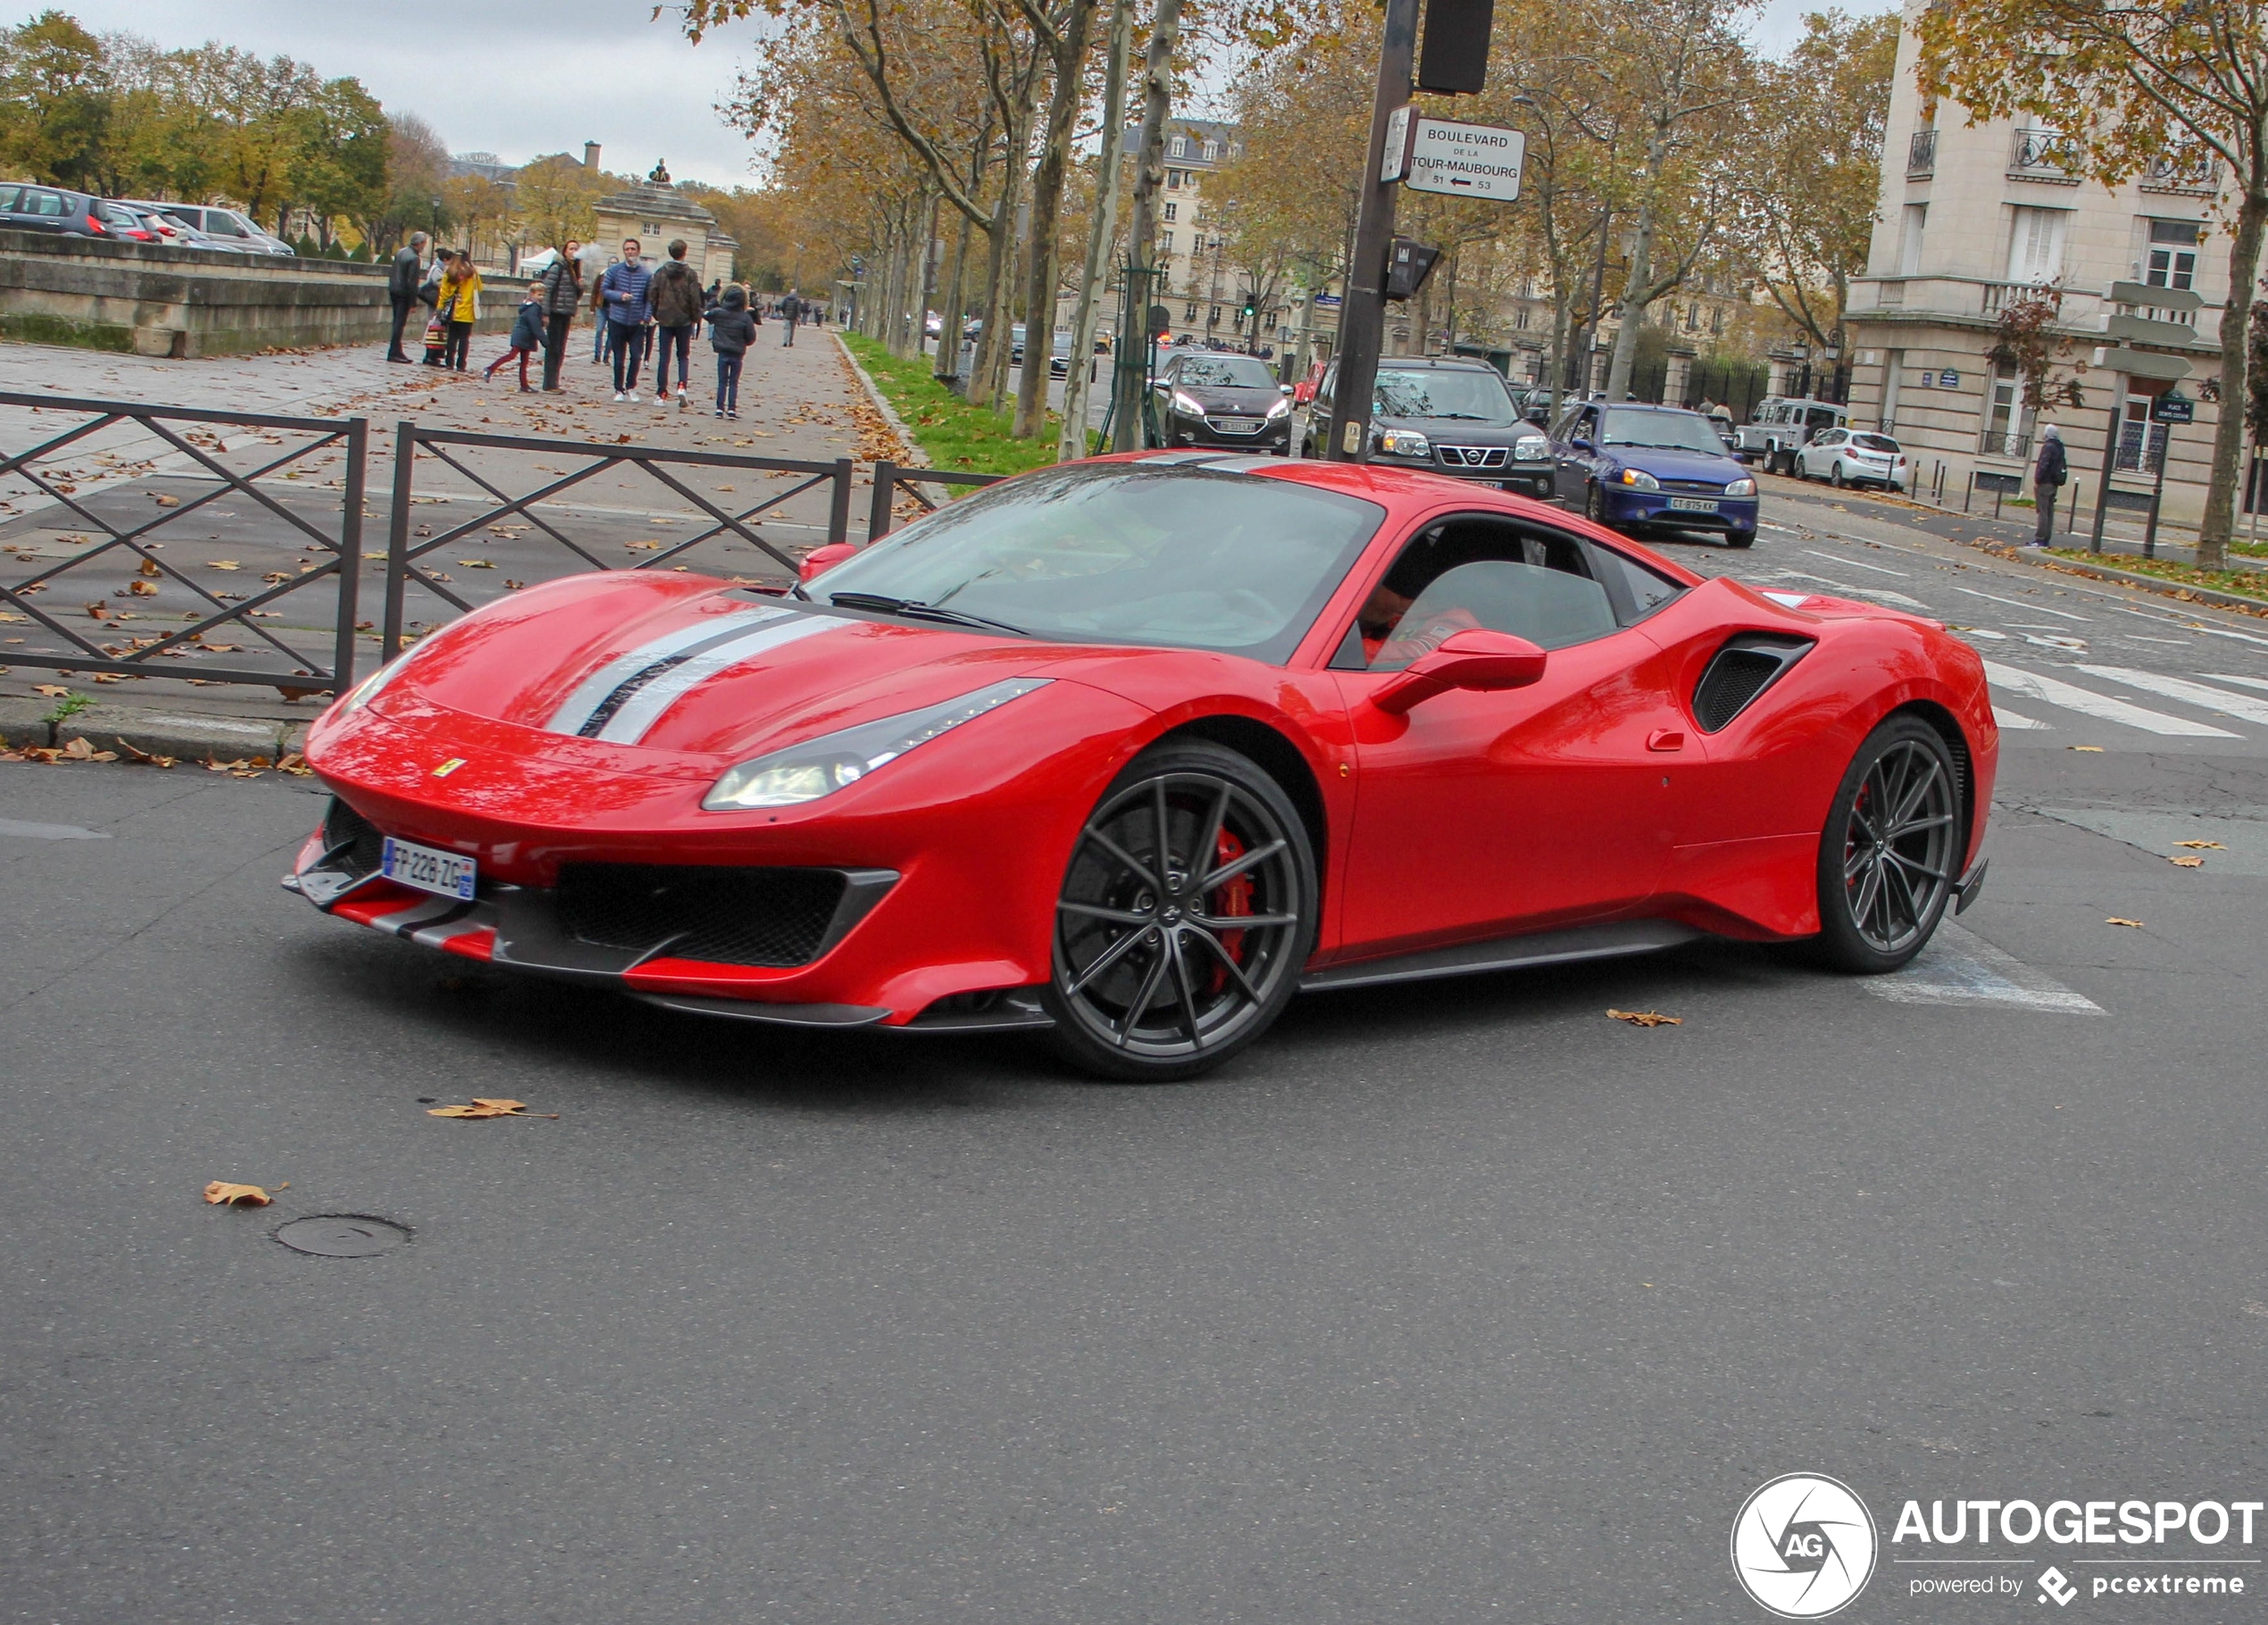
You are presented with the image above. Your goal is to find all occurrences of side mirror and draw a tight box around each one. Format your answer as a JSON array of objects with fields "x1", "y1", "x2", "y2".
[
  {"x1": 1280, "y1": 383, "x2": 1295, "y2": 396},
  {"x1": 1371, "y1": 629, "x2": 1548, "y2": 715},
  {"x1": 798, "y1": 542, "x2": 859, "y2": 582},
  {"x1": 1570, "y1": 435, "x2": 1594, "y2": 452}
]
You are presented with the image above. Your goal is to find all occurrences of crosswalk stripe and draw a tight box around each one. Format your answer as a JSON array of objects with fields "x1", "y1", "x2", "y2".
[
  {"x1": 1994, "y1": 706, "x2": 2049, "y2": 729},
  {"x1": 2201, "y1": 671, "x2": 2268, "y2": 696},
  {"x1": 1982, "y1": 661, "x2": 2239, "y2": 737},
  {"x1": 2075, "y1": 666, "x2": 2268, "y2": 729}
]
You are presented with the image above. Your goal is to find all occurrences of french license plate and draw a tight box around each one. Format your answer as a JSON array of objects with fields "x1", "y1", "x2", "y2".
[
  {"x1": 381, "y1": 836, "x2": 477, "y2": 900},
  {"x1": 1213, "y1": 419, "x2": 1260, "y2": 432},
  {"x1": 1667, "y1": 496, "x2": 1720, "y2": 512}
]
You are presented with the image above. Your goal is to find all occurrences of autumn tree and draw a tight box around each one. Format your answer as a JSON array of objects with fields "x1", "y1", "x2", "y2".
[{"x1": 1917, "y1": 0, "x2": 2268, "y2": 564}]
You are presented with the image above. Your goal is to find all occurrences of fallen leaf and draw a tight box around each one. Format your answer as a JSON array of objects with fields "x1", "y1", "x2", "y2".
[
  {"x1": 83, "y1": 601, "x2": 106, "y2": 619},
  {"x1": 2168, "y1": 855, "x2": 2205, "y2": 868},
  {"x1": 207, "y1": 560, "x2": 241, "y2": 571},
  {"x1": 263, "y1": 571, "x2": 290, "y2": 584},
  {"x1": 137, "y1": 558, "x2": 161, "y2": 578},
  {"x1": 91, "y1": 672, "x2": 121, "y2": 684},
  {"x1": 1607, "y1": 1008, "x2": 1682, "y2": 1027},
  {"x1": 2068, "y1": 745, "x2": 2104, "y2": 753},
  {"x1": 427, "y1": 1097, "x2": 557, "y2": 1119},
  {"x1": 2105, "y1": 917, "x2": 2145, "y2": 929},
  {"x1": 154, "y1": 493, "x2": 179, "y2": 507},
  {"x1": 203, "y1": 1180, "x2": 270, "y2": 1205},
  {"x1": 33, "y1": 683, "x2": 71, "y2": 697},
  {"x1": 456, "y1": 558, "x2": 496, "y2": 569},
  {"x1": 116, "y1": 739, "x2": 177, "y2": 768},
  {"x1": 128, "y1": 580, "x2": 157, "y2": 596},
  {"x1": 2175, "y1": 840, "x2": 2224, "y2": 849}
]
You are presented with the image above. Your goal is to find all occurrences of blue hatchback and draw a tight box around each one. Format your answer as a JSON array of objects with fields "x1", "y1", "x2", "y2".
[{"x1": 1551, "y1": 402, "x2": 1760, "y2": 549}]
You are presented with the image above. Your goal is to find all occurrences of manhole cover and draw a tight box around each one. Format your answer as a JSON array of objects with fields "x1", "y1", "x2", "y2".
[{"x1": 273, "y1": 1215, "x2": 410, "y2": 1257}]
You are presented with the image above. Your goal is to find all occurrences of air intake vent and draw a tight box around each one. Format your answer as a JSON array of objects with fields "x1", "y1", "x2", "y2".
[
  {"x1": 321, "y1": 797, "x2": 386, "y2": 879},
  {"x1": 1693, "y1": 635, "x2": 1813, "y2": 732},
  {"x1": 555, "y1": 863, "x2": 850, "y2": 968}
]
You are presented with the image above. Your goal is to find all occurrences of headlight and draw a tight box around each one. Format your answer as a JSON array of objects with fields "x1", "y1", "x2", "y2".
[
  {"x1": 1618, "y1": 467, "x2": 1661, "y2": 490},
  {"x1": 1265, "y1": 396, "x2": 1291, "y2": 419},
  {"x1": 703, "y1": 679, "x2": 1049, "y2": 811},
  {"x1": 1376, "y1": 429, "x2": 1430, "y2": 457},
  {"x1": 332, "y1": 645, "x2": 423, "y2": 718},
  {"x1": 1723, "y1": 477, "x2": 1757, "y2": 497},
  {"x1": 1513, "y1": 434, "x2": 1547, "y2": 459},
  {"x1": 1172, "y1": 391, "x2": 1206, "y2": 417}
]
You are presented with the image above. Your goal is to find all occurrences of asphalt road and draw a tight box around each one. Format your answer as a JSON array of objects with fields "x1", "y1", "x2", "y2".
[{"x1": 5, "y1": 495, "x2": 2268, "y2": 1621}]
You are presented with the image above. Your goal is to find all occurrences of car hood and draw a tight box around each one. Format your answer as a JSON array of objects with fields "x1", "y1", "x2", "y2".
[
  {"x1": 1605, "y1": 445, "x2": 1747, "y2": 483},
  {"x1": 363, "y1": 574, "x2": 1147, "y2": 762},
  {"x1": 1178, "y1": 383, "x2": 1282, "y2": 412}
]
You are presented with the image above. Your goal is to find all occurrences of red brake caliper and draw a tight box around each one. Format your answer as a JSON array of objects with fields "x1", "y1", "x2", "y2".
[{"x1": 1205, "y1": 827, "x2": 1254, "y2": 994}]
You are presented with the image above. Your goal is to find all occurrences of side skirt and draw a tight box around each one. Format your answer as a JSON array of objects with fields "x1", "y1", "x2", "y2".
[{"x1": 1298, "y1": 920, "x2": 1703, "y2": 994}]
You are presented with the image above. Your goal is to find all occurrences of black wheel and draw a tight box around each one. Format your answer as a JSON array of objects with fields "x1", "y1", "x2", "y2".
[
  {"x1": 1724, "y1": 528, "x2": 1755, "y2": 549},
  {"x1": 1830, "y1": 462, "x2": 1848, "y2": 488},
  {"x1": 1814, "y1": 715, "x2": 1961, "y2": 973},
  {"x1": 1585, "y1": 481, "x2": 1612, "y2": 528},
  {"x1": 1043, "y1": 742, "x2": 1315, "y2": 1081}
]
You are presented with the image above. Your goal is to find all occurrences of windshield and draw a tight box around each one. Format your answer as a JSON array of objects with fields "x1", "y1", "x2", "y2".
[
  {"x1": 1374, "y1": 369, "x2": 1515, "y2": 423},
  {"x1": 1179, "y1": 356, "x2": 1274, "y2": 389},
  {"x1": 1601, "y1": 409, "x2": 1730, "y2": 454},
  {"x1": 806, "y1": 463, "x2": 1385, "y2": 662}
]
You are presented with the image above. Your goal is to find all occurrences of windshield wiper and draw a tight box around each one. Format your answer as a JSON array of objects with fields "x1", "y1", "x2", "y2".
[
  {"x1": 826, "y1": 590, "x2": 1028, "y2": 637},
  {"x1": 1422, "y1": 412, "x2": 1497, "y2": 421}
]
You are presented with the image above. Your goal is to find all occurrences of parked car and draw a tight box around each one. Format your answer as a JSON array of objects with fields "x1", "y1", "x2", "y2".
[
  {"x1": 0, "y1": 184, "x2": 143, "y2": 240},
  {"x1": 113, "y1": 198, "x2": 247, "y2": 253},
  {"x1": 147, "y1": 203, "x2": 296, "y2": 256},
  {"x1": 1153, "y1": 350, "x2": 1295, "y2": 452},
  {"x1": 1736, "y1": 396, "x2": 1847, "y2": 474},
  {"x1": 1795, "y1": 428, "x2": 1910, "y2": 491},
  {"x1": 1304, "y1": 355, "x2": 1555, "y2": 500},
  {"x1": 1551, "y1": 401, "x2": 1760, "y2": 548}
]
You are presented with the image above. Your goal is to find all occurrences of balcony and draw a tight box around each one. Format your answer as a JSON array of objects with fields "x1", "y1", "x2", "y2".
[
  {"x1": 1980, "y1": 280, "x2": 2059, "y2": 318},
  {"x1": 1906, "y1": 129, "x2": 1937, "y2": 175},
  {"x1": 2139, "y1": 150, "x2": 2219, "y2": 195},
  {"x1": 2008, "y1": 128, "x2": 2080, "y2": 183}
]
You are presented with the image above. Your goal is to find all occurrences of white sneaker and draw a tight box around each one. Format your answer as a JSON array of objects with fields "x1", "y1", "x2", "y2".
[
  {"x1": 625, "y1": 392, "x2": 639, "y2": 404},
  {"x1": 612, "y1": 391, "x2": 626, "y2": 403},
  {"x1": 677, "y1": 393, "x2": 688, "y2": 411}
]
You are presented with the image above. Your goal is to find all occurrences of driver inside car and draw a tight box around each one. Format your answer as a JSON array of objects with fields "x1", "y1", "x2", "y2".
[{"x1": 1357, "y1": 546, "x2": 1481, "y2": 666}]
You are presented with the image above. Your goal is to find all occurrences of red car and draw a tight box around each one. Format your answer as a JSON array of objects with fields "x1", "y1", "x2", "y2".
[{"x1": 290, "y1": 453, "x2": 1997, "y2": 1080}]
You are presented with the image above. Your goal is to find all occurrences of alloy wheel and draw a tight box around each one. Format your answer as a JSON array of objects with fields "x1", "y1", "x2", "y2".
[
  {"x1": 1839, "y1": 738, "x2": 1956, "y2": 955},
  {"x1": 1052, "y1": 767, "x2": 1305, "y2": 1064}
]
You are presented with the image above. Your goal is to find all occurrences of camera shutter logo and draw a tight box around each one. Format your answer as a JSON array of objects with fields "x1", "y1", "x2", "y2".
[{"x1": 1730, "y1": 1473, "x2": 1878, "y2": 1618}]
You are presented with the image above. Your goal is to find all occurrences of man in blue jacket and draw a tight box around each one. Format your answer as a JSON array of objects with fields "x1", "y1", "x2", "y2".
[{"x1": 597, "y1": 238, "x2": 654, "y2": 402}]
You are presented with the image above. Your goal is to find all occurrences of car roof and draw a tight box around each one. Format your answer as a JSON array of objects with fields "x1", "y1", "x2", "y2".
[
  {"x1": 1596, "y1": 402, "x2": 1705, "y2": 413},
  {"x1": 1372, "y1": 356, "x2": 1499, "y2": 372}
]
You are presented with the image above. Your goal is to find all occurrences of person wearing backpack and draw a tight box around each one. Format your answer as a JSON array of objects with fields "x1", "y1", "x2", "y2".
[
  {"x1": 777, "y1": 288, "x2": 802, "y2": 347},
  {"x1": 2030, "y1": 424, "x2": 2068, "y2": 546},
  {"x1": 708, "y1": 285, "x2": 756, "y2": 420},
  {"x1": 648, "y1": 238, "x2": 705, "y2": 411}
]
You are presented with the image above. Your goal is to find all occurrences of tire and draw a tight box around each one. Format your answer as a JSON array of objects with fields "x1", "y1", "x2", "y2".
[
  {"x1": 1586, "y1": 481, "x2": 1611, "y2": 528},
  {"x1": 1814, "y1": 714, "x2": 1961, "y2": 974},
  {"x1": 1042, "y1": 741, "x2": 1317, "y2": 1081},
  {"x1": 1724, "y1": 528, "x2": 1755, "y2": 549},
  {"x1": 1831, "y1": 462, "x2": 1848, "y2": 488}
]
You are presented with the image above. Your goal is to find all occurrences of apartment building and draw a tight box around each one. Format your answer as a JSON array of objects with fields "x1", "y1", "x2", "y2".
[{"x1": 1842, "y1": 2, "x2": 2228, "y2": 524}]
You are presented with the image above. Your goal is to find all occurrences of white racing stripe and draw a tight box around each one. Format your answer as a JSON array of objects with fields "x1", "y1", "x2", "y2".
[
  {"x1": 544, "y1": 606, "x2": 787, "y2": 736},
  {"x1": 593, "y1": 613, "x2": 843, "y2": 743},
  {"x1": 1982, "y1": 661, "x2": 2238, "y2": 737},
  {"x1": 2074, "y1": 666, "x2": 2268, "y2": 729}
]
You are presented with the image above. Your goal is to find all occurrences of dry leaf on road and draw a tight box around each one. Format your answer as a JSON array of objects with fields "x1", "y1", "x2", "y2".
[
  {"x1": 2174, "y1": 840, "x2": 2224, "y2": 850},
  {"x1": 137, "y1": 558, "x2": 161, "y2": 577},
  {"x1": 153, "y1": 494, "x2": 179, "y2": 507},
  {"x1": 33, "y1": 683, "x2": 71, "y2": 697},
  {"x1": 203, "y1": 1180, "x2": 271, "y2": 1206},
  {"x1": 2068, "y1": 746, "x2": 2105, "y2": 754},
  {"x1": 206, "y1": 561, "x2": 241, "y2": 571},
  {"x1": 1607, "y1": 1009, "x2": 1682, "y2": 1027},
  {"x1": 2168, "y1": 856, "x2": 2205, "y2": 868},
  {"x1": 128, "y1": 579, "x2": 156, "y2": 596},
  {"x1": 2106, "y1": 917, "x2": 2145, "y2": 929},
  {"x1": 428, "y1": 1097, "x2": 558, "y2": 1119}
]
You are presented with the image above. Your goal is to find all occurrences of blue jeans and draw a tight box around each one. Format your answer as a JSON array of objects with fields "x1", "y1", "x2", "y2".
[
  {"x1": 715, "y1": 351, "x2": 744, "y2": 412},
  {"x1": 655, "y1": 324, "x2": 693, "y2": 395},
  {"x1": 608, "y1": 321, "x2": 644, "y2": 391}
]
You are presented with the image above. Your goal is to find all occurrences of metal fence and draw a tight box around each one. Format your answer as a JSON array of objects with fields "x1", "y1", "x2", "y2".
[{"x1": 0, "y1": 391, "x2": 366, "y2": 693}]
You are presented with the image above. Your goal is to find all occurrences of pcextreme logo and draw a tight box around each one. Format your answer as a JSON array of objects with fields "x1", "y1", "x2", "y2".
[{"x1": 1731, "y1": 1474, "x2": 1880, "y2": 1618}]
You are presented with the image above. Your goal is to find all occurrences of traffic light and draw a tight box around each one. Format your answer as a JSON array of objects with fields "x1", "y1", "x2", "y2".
[{"x1": 1240, "y1": 292, "x2": 1256, "y2": 321}]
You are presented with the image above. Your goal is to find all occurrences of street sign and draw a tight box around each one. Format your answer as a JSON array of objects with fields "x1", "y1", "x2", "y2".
[
  {"x1": 2152, "y1": 391, "x2": 2195, "y2": 424},
  {"x1": 1381, "y1": 106, "x2": 1413, "y2": 182},
  {"x1": 1405, "y1": 118, "x2": 1524, "y2": 201},
  {"x1": 1313, "y1": 294, "x2": 1344, "y2": 308}
]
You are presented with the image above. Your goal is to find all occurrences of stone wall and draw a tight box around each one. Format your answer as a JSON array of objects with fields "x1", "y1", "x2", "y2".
[{"x1": 0, "y1": 230, "x2": 532, "y2": 358}]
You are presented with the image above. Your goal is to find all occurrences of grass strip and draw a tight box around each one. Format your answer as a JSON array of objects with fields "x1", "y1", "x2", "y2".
[
  {"x1": 2041, "y1": 546, "x2": 2268, "y2": 606},
  {"x1": 841, "y1": 332, "x2": 1062, "y2": 477}
]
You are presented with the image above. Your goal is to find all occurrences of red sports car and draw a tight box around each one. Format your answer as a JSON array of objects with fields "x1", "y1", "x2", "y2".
[{"x1": 289, "y1": 452, "x2": 1996, "y2": 1079}]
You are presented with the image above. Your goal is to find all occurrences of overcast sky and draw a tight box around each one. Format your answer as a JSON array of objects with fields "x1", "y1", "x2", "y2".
[{"x1": 37, "y1": 0, "x2": 1894, "y2": 191}]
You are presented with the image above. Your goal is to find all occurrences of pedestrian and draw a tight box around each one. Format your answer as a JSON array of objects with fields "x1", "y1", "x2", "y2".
[
  {"x1": 705, "y1": 278, "x2": 721, "y2": 306},
  {"x1": 418, "y1": 251, "x2": 450, "y2": 365},
  {"x1": 439, "y1": 251, "x2": 481, "y2": 371},
  {"x1": 2031, "y1": 424, "x2": 2068, "y2": 545},
  {"x1": 596, "y1": 238, "x2": 654, "y2": 402},
  {"x1": 537, "y1": 239, "x2": 584, "y2": 393},
  {"x1": 709, "y1": 284, "x2": 756, "y2": 420},
  {"x1": 385, "y1": 230, "x2": 429, "y2": 362},
  {"x1": 778, "y1": 287, "x2": 802, "y2": 347},
  {"x1": 484, "y1": 288, "x2": 546, "y2": 390},
  {"x1": 580, "y1": 240, "x2": 611, "y2": 364},
  {"x1": 648, "y1": 238, "x2": 705, "y2": 411}
]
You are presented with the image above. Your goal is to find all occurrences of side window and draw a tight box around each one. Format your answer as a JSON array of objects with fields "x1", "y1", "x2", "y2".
[
  {"x1": 1580, "y1": 538, "x2": 1687, "y2": 624},
  {"x1": 1317, "y1": 360, "x2": 1338, "y2": 408},
  {"x1": 1352, "y1": 515, "x2": 1621, "y2": 670},
  {"x1": 25, "y1": 189, "x2": 65, "y2": 217},
  {"x1": 0, "y1": 186, "x2": 19, "y2": 211}
]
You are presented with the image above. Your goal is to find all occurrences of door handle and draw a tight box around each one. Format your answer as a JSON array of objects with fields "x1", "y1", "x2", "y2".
[{"x1": 1647, "y1": 729, "x2": 1685, "y2": 752}]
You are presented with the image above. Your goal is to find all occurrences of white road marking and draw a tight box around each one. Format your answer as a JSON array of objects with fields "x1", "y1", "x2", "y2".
[
  {"x1": 1954, "y1": 585, "x2": 2089, "y2": 621},
  {"x1": 2202, "y1": 671, "x2": 2268, "y2": 696},
  {"x1": 2020, "y1": 634, "x2": 2089, "y2": 651},
  {"x1": 1993, "y1": 707, "x2": 2049, "y2": 729},
  {"x1": 1982, "y1": 661, "x2": 2239, "y2": 737},
  {"x1": 1865, "y1": 921, "x2": 2099, "y2": 1012},
  {"x1": 1777, "y1": 569, "x2": 1932, "y2": 611},
  {"x1": 2074, "y1": 666, "x2": 2268, "y2": 729},
  {"x1": 2112, "y1": 605, "x2": 2268, "y2": 647},
  {"x1": 1802, "y1": 547, "x2": 1908, "y2": 577}
]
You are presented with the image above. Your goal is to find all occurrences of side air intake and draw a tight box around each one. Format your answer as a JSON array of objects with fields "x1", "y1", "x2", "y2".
[{"x1": 1692, "y1": 634, "x2": 1813, "y2": 732}]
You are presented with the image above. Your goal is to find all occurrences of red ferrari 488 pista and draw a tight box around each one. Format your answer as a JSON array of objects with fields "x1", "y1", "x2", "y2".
[{"x1": 290, "y1": 450, "x2": 1995, "y2": 1079}]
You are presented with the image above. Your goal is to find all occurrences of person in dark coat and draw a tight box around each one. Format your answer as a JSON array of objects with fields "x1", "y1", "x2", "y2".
[
  {"x1": 2031, "y1": 424, "x2": 2068, "y2": 545},
  {"x1": 777, "y1": 288, "x2": 802, "y2": 346},
  {"x1": 385, "y1": 231, "x2": 429, "y2": 362},
  {"x1": 536, "y1": 241, "x2": 584, "y2": 393},
  {"x1": 647, "y1": 238, "x2": 706, "y2": 410},
  {"x1": 708, "y1": 284, "x2": 756, "y2": 419},
  {"x1": 484, "y1": 289, "x2": 547, "y2": 390}
]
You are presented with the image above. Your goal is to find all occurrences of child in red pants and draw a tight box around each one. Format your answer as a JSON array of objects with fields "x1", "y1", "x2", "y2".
[{"x1": 484, "y1": 291, "x2": 546, "y2": 391}]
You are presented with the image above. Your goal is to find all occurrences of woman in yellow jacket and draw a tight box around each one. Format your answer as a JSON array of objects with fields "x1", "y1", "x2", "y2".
[{"x1": 439, "y1": 252, "x2": 481, "y2": 372}]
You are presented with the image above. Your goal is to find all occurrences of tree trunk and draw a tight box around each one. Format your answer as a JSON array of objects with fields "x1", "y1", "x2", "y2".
[
  {"x1": 1060, "y1": 0, "x2": 1135, "y2": 463},
  {"x1": 1605, "y1": 182, "x2": 1661, "y2": 398},
  {"x1": 966, "y1": 149, "x2": 1023, "y2": 409},
  {"x1": 1110, "y1": 0, "x2": 1183, "y2": 451},
  {"x1": 2200, "y1": 185, "x2": 2266, "y2": 568},
  {"x1": 1013, "y1": 0, "x2": 1101, "y2": 439}
]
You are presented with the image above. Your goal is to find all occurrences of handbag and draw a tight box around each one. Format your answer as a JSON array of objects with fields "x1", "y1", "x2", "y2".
[{"x1": 422, "y1": 316, "x2": 446, "y2": 355}]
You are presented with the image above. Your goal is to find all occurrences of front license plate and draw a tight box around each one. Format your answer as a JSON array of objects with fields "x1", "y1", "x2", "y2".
[
  {"x1": 1667, "y1": 496, "x2": 1720, "y2": 512},
  {"x1": 1213, "y1": 419, "x2": 1260, "y2": 432},
  {"x1": 380, "y1": 836, "x2": 477, "y2": 900}
]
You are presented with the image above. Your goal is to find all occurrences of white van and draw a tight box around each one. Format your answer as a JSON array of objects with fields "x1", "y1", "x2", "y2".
[{"x1": 1737, "y1": 397, "x2": 1848, "y2": 474}]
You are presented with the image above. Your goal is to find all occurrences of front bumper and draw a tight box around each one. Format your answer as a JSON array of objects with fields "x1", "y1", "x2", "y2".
[
  {"x1": 1372, "y1": 452, "x2": 1555, "y2": 500},
  {"x1": 1604, "y1": 490, "x2": 1759, "y2": 533},
  {"x1": 1170, "y1": 411, "x2": 1293, "y2": 449}
]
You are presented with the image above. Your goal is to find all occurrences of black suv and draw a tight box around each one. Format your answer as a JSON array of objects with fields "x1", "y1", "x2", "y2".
[{"x1": 1302, "y1": 356, "x2": 1555, "y2": 498}]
